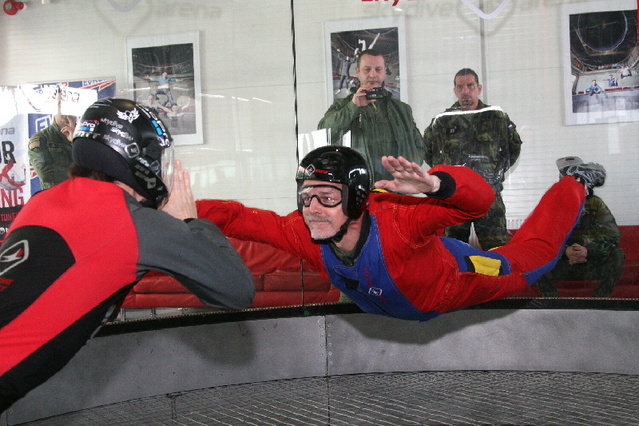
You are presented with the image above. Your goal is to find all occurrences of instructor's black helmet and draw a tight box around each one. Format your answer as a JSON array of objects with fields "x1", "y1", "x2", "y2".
[
  {"x1": 296, "y1": 146, "x2": 371, "y2": 219},
  {"x1": 72, "y1": 98, "x2": 173, "y2": 209}
]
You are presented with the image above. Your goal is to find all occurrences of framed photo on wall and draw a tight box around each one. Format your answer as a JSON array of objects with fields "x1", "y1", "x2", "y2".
[
  {"x1": 561, "y1": 0, "x2": 639, "y2": 125},
  {"x1": 127, "y1": 32, "x2": 203, "y2": 145},
  {"x1": 323, "y1": 16, "x2": 407, "y2": 107}
]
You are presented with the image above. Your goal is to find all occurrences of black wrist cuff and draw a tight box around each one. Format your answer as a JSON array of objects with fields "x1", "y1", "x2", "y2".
[{"x1": 425, "y1": 171, "x2": 456, "y2": 199}]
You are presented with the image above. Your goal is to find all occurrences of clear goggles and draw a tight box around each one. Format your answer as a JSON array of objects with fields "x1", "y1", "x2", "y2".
[
  {"x1": 146, "y1": 143, "x2": 174, "y2": 196},
  {"x1": 160, "y1": 145, "x2": 175, "y2": 193},
  {"x1": 298, "y1": 184, "x2": 343, "y2": 208}
]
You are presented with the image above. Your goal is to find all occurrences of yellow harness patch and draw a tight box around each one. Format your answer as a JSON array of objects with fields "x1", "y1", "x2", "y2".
[{"x1": 468, "y1": 255, "x2": 502, "y2": 276}]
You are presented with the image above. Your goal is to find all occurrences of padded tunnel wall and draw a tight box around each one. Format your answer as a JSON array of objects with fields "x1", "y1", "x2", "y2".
[{"x1": 3, "y1": 308, "x2": 639, "y2": 424}]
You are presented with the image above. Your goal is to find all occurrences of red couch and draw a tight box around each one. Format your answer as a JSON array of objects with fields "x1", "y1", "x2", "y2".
[
  {"x1": 122, "y1": 226, "x2": 639, "y2": 310},
  {"x1": 121, "y1": 238, "x2": 340, "y2": 309}
]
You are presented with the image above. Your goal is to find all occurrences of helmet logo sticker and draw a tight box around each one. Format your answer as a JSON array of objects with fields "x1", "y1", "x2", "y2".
[
  {"x1": 306, "y1": 164, "x2": 329, "y2": 177},
  {"x1": 134, "y1": 167, "x2": 157, "y2": 189},
  {"x1": 151, "y1": 120, "x2": 170, "y2": 146},
  {"x1": 143, "y1": 176, "x2": 157, "y2": 189},
  {"x1": 304, "y1": 164, "x2": 315, "y2": 177},
  {"x1": 77, "y1": 120, "x2": 97, "y2": 133},
  {"x1": 125, "y1": 143, "x2": 141, "y2": 158},
  {"x1": 117, "y1": 108, "x2": 140, "y2": 123},
  {"x1": 111, "y1": 126, "x2": 134, "y2": 142}
]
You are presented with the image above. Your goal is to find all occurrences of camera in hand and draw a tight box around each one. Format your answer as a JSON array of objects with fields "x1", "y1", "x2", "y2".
[{"x1": 365, "y1": 87, "x2": 385, "y2": 100}]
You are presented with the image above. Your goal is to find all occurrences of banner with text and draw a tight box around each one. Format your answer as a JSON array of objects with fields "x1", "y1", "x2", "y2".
[{"x1": 0, "y1": 86, "x2": 29, "y2": 241}]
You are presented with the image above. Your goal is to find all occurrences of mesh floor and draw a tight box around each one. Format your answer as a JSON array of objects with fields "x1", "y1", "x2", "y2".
[{"x1": 22, "y1": 370, "x2": 639, "y2": 425}]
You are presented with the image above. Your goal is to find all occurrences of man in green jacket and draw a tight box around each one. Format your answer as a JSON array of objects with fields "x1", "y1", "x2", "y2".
[
  {"x1": 28, "y1": 100, "x2": 77, "y2": 190},
  {"x1": 318, "y1": 49, "x2": 424, "y2": 182},
  {"x1": 536, "y1": 157, "x2": 624, "y2": 297},
  {"x1": 423, "y1": 68, "x2": 522, "y2": 250}
]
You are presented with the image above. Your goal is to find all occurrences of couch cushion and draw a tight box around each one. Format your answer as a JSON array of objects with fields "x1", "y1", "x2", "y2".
[
  {"x1": 303, "y1": 272, "x2": 333, "y2": 291},
  {"x1": 229, "y1": 238, "x2": 300, "y2": 272},
  {"x1": 262, "y1": 271, "x2": 332, "y2": 292}
]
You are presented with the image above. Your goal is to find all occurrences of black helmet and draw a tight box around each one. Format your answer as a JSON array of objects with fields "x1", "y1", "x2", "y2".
[
  {"x1": 296, "y1": 146, "x2": 371, "y2": 219},
  {"x1": 72, "y1": 98, "x2": 172, "y2": 208}
]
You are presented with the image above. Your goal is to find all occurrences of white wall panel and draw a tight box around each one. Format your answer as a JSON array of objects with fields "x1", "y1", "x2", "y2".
[{"x1": 0, "y1": 0, "x2": 636, "y2": 221}]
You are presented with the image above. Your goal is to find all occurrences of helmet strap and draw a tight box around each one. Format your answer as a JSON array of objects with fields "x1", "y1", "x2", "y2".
[{"x1": 314, "y1": 217, "x2": 352, "y2": 244}]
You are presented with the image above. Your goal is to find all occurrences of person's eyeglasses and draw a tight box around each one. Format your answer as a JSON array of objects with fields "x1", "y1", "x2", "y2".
[{"x1": 298, "y1": 185, "x2": 343, "y2": 208}]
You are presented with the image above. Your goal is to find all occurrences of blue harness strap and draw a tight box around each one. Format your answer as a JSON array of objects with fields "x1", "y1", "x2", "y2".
[
  {"x1": 321, "y1": 216, "x2": 439, "y2": 322},
  {"x1": 439, "y1": 237, "x2": 511, "y2": 276}
]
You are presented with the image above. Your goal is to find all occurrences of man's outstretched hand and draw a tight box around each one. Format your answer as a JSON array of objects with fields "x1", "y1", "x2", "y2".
[
  {"x1": 375, "y1": 156, "x2": 441, "y2": 195},
  {"x1": 160, "y1": 159, "x2": 197, "y2": 220}
]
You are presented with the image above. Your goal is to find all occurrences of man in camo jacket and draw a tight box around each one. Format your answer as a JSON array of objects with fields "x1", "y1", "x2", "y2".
[{"x1": 423, "y1": 68, "x2": 522, "y2": 250}]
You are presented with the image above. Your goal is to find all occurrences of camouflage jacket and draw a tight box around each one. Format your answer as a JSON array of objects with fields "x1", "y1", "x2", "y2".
[
  {"x1": 27, "y1": 122, "x2": 73, "y2": 189},
  {"x1": 566, "y1": 195, "x2": 621, "y2": 259},
  {"x1": 423, "y1": 100, "x2": 522, "y2": 191},
  {"x1": 318, "y1": 87, "x2": 424, "y2": 182}
]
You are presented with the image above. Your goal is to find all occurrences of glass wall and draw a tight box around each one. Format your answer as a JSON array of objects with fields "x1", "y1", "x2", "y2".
[{"x1": 0, "y1": 0, "x2": 637, "y2": 312}]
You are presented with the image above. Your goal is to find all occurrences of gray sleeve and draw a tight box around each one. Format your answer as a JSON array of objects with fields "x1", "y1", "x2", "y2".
[{"x1": 131, "y1": 200, "x2": 255, "y2": 310}]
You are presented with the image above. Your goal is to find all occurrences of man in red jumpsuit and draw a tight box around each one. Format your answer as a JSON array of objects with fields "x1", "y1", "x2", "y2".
[
  {"x1": 0, "y1": 99, "x2": 255, "y2": 413},
  {"x1": 197, "y1": 146, "x2": 604, "y2": 321}
]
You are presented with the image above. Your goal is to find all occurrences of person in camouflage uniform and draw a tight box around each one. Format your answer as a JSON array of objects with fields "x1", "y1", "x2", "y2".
[
  {"x1": 536, "y1": 157, "x2": 624, "y2": 297},
  {"x1": 28, "y1": 93, "x2": 77, "y2": 190},
  {"x1": 318, "y1": 49, "x2": 424, "y2": 182},
  {"x1": 423, "y1": 68, "x2": 522, "y2": 250}
]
